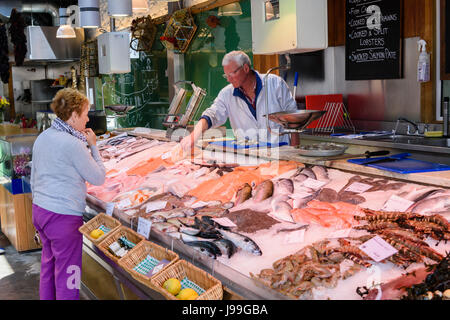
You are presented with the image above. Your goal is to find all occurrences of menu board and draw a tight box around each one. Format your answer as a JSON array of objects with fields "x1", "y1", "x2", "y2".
[{"x1": 345, "y1": 0, "x2": 402, "y2": 80}]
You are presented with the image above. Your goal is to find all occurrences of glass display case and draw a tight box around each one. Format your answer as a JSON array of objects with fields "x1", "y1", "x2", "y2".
[{"x1": 0, "y1": 134, "x2": 38, "y2": 194}]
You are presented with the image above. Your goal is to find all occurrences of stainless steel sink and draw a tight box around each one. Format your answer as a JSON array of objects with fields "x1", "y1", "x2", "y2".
[{"x1": 364, "y1": 134, "x2": 450, "y2": 147}]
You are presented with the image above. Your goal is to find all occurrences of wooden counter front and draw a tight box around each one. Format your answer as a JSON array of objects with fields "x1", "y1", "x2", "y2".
[{"x1": 0, "y1": 186, "x2": 40, "y2": 252}]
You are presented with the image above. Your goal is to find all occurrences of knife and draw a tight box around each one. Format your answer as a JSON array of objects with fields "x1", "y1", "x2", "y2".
[
  {"x1": 326, "y1": 150, "x2": 390, "y2": 160},
  {"x1": 360, "y1": 152, "x2": 411, "y2": 165}
]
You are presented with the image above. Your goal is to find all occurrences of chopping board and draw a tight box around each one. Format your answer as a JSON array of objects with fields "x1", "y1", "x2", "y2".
[
  {"x1": 209, "y1": 140, "x2": 288, "y2": 149},
  {"x1": 348, "y1": 156, "x2": 450, "y2": 174}
]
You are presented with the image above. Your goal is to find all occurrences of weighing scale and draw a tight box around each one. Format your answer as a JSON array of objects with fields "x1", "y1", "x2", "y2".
[{"x1": 163, "y1": 80, "x2": 207, "y2": 140}]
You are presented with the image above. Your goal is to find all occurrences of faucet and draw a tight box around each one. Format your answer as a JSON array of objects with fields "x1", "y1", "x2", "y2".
[{"x1": 395, "y1": 117, "x2": 420, "y2": 135}]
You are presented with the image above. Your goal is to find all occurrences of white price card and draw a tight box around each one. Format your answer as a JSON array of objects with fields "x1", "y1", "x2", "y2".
[
  {"x1": 345, "y1": 182, "x2": 372, "y2": 194},
  {"x1": 328, "y1": 228, "x2": 352, "y2": 239},
  {"x1": 137, "y1": 217, "x2": 152, "y2": 239},
  {"x1": 382, "y1": 195, "x2": 415, "y2": 212},
  {"x1": 359, "y1": 235, "x2": 398, "y2": 262},
  {"x1": 116, "y1": 198, "x2": 132, "y2": 210},
  {"x1": 106, "y1": 202, "x2": 115, "y2": 216},
  {"x1": 303, "y1": 178, "x2": 327, "y2": 190},
  {"x1": 161, "y1": 152, "x2": 171, "y2": 160},
  {"x1": 284, "y1": 229, "x2": 306, "y2": 244},
  {"x1": 212, "y1": 218, "x2": 237, "y2": 228},
  {"x1": 145, "y1": 201, "x2": 168, "y2": 213}
]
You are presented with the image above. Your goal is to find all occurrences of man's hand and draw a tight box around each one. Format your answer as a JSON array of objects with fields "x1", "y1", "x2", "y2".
[
  {"x1": 83, "y1": 128, "x2": 97, "y2": 146},
  {"x1": 180, "y1": 133, "x2": 195, "y2": 154}
]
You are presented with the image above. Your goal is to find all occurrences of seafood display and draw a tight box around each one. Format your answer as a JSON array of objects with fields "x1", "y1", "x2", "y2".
[{"x1": 85, "y1": 134, "x2": 450, "y2": 300}]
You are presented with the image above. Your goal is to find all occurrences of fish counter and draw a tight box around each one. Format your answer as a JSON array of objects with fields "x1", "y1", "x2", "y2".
[{"x1": 81, "y1": 130, "x2": 450, "y2": 300}]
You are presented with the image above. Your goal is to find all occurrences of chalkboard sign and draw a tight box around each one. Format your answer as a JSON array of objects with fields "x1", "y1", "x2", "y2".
[{"x1": 345, "y1": 0, "x2": 402, "y2": 80}]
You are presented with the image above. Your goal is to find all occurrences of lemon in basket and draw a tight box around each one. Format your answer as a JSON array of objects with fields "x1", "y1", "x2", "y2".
[
  {"x1": 89, "y1": 229, "x2": 104, "y2": 240},
  {"x1": 176, "y1": 288, "x2": 199, "y2": 300},
  {"x1": 163, "y1": 278, "x2": 181, "y2": 295}
]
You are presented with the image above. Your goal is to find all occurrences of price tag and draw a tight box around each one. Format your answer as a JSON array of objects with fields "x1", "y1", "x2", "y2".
[
  {"x1": 345, "y1": 182, "x2": 372, "y2": 193},
  {"x1": 116, "y1": 198, "x2": 132, "y2": 210},
  {"x1": 145, "y1": 201, "x2": 168, "y2": 213},
  {"x1": 212, "y1": 218, "x2": 237, "y2": 228},
  {"x1": 105, "y1": 202, "x2": 115, "y2": 216},
  {"x1": 137, "y1": 217, "x2": 152, "y2": 239},
  {"x1": 328, "y1": 228, "x2": 352, "y2": 239},
  {"x1": 161, "y1": 152, "x2": 171, "y2": 160},
  {"x1": 382, "y1": 195, "x2": 415, "y2": 212},
  {"x1": 283, "y1": 229, "x2": 305, "y2": 244},
  {"x1": 359, "y1": 235, "x2": 398, "y2": 262},
  {"x1": 303, "y1": 178, "x2": 327, "y2": 190}
]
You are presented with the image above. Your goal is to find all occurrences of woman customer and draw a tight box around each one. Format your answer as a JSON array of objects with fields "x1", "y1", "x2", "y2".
[{"x1": 31, "y1": 88, "x2": 106, "y2": 300}]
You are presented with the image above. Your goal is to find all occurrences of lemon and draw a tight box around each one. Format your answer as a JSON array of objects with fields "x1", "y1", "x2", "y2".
[
  {"x1": 176, "y1": 288, "x2": 199, "y2": 300},
  {"x1": 89, "y1": 229, "x2": 104, "y2": 239},
  {"x1": 163, "y1": 278, "x2": 181, "y2": 295}
]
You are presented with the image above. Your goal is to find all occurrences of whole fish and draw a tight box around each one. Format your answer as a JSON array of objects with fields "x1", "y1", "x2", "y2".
[
  {"x1": 166, "y1": 218, "x2": 184, "y2": 228},
  {"x1": 253, "y1": 180, "x2": 274, "y2": 202},
  {"x1": 179, "y1": 226, "x2": 200, "y2": 236},
  {"x1": 407, "y1": 195, "x2": 450, "y2": 214},
  {"x1": 311, "y1": 165, "x2": 329, "y2": 181},
  {"x1": 217, "y1": 229, "x2": 262, "y2": 256},
  {"x1": 184, "y1": 241, "x2": 222, "y2": 259},
  {"x1": 270, "y1": 196, "x2": 294, "y2": 223},
  {"x1": 151, "y1": 208, "x2": 186, "y2": 220},
  {"x1": 300, "y1": 167, "x2": 317, "y2": 180},
  {"x1": 273, "y1": 178, "x2": 294, "y2": 197},
  {"x1": 152, "y1": 222, "x2": 178, "y2": 233},
  {"x1": 201, "y1": 216, "x2": 232, "y2": 230},
  {"x1": 235, "y1": 183, "x2": 252, "y2": 205},
  {"x1": 213, "y1": 238, "x2": 237, "y2": 258},
  {"x1": 292, "y1": 173, "x2": 308, "y2": 183}
]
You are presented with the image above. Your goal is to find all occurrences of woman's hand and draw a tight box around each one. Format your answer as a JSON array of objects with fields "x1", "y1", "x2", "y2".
[{"x1": 83, "y1": 128, "x2": 97, "y2": 146}]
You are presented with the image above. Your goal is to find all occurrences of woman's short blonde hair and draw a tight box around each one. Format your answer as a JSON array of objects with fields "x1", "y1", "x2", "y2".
[{"x1": 50, "y1": 88, "x2": 89, "y2": 121}]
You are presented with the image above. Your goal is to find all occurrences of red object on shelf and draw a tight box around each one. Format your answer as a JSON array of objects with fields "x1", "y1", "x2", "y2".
[{"x1": 305, "y1": 94, "x2": 343, "y2": 129}]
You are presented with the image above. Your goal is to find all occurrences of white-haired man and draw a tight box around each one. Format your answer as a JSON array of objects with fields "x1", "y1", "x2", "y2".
[{"x1": 180, "y1": 50, "x2": 297, "y2": 152}]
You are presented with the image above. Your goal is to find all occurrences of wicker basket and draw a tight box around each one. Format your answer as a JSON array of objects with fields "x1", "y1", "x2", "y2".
[
  {"x1": 118, "y1": 240, "x2": 179, "y2": 289},
  {"x1": 78, "y1": 213, "x2": 121, "y2": 245},
  {"x1": 150, "y1": 260, "x2": 223, "y2": 300},
  {"x1": 97, "y1": 226, "x2": 145, "y2": 263}
]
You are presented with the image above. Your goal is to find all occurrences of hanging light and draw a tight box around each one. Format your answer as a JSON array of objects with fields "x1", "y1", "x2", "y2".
[
  {"x1": 107, "y1": 0, "x2": 132, "y2": 17},
  {"x1": 218, "y1": 2, "x2": 242, "y2": 16},
  {"x1": 79, "y1": 0, "x2": 100, "y2": 28},
  {"x1": 132, "y1": 0, "x2": 149, "y2": 12},
  {"x1": 56, "y1": 7, "x2": 76, "y2": 38}
]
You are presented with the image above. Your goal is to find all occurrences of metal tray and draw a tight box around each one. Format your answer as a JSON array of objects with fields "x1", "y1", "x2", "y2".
[{"x1": 296, "y1": 143, "x2": 348, "y2": 157}]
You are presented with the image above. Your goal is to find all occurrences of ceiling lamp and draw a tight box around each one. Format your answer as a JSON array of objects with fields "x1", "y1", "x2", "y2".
[
  {"x1": 132, "y1": 0, "x2": 149, "y2": 12},
  {"x1": 79, "y1": 0, "x2": 100, "y2": 28},
  {"x1": 56, "y1": 7, "x2": 76, "y2": 38},
  {"x1": 218, "y1": 2, "x2": 242, "y2": 16},
  {"x1": 107, "y1": 0, "x2": 132, "y2": 17}
]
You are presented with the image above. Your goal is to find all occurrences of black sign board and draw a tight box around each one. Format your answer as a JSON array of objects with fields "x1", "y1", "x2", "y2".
[{"x1": 345, "y1": 0, "x2": 402, "y2": 80}]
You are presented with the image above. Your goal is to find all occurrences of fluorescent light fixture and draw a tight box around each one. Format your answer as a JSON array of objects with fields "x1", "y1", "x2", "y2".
[
  {"x1": 79, "y1": 0, "x2": 100, "y2": 28},
  {"x1": 132, "y1": 0, "x2": 149, "y2": 12},
  {"x1": 107, "y1": 0, "x2": 132, "y2": 17},
  {"x1": 218, "y1": 2, "x2": 242, "y2": 16},
  {"x1": 56, "y1": 24, "x2": 76, "y2": 38}
]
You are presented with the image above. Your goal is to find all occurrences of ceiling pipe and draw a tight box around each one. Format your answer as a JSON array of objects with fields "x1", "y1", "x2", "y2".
[{"x1": 0, "y1": 1, "x2": 60, "y2": 26}]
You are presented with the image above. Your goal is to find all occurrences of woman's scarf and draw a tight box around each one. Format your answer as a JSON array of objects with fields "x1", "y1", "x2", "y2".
[{"x1": 51, "y1": 117, "x2": 87, "y2": 143}]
